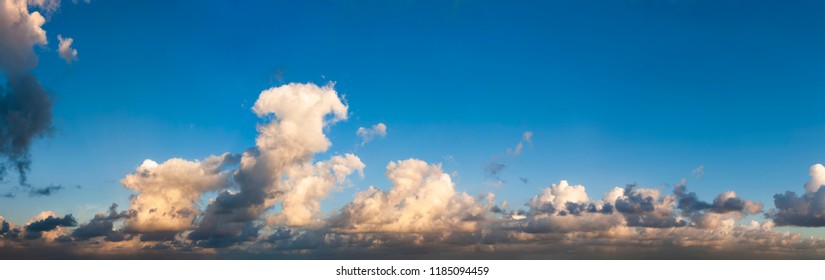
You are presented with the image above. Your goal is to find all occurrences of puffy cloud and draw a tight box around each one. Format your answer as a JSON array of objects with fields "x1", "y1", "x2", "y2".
[
  {"x1": 769, "y1": 164, "x2": 825, "y2": 227},
  {"x1": 121, "y1": 153, "x2": 238, "y2": 235},
  {"x1": 804, "y1": 163, "x2": 825, "y2": 193},
  {"x1": 527, "y1": 180, "x2": 590, "y2": 214},
  {"x1": 190, "y1": 82, "x2": 360, "y2": 245},
  {"x1": 70, "y1": 203, "x2": 128, "y2": 241},
  {"x1": 356, "y1": 123, "x2": 387, "y2": 146},
  {"x1": 330, "y1": 159, "x2": 489, "y2": 233},
  {"x1": 57, "y1": 34, "x2": 77, "y2": 64},
  {"x1": 0, "y1": 0, "x2": 57, "y2": 184},
  {"x1": 23, "y1": 211, "x2": 76, "y2": 240},
  {"x1": 267, "y1": 153, "x2": 364, "y2": 227}
]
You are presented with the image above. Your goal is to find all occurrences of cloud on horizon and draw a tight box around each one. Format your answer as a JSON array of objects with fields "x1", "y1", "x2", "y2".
[{"x1": 1, "y1": 82, "x2": 825, "y2": 259}]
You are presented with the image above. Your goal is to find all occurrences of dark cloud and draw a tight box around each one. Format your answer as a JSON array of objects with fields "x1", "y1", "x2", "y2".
[
  {"x1": 673, "y1": 184, "x2": 712, "y2": 214},
  {"x1": 1, "y1": 220, "x2": 9, "y2": 234},
  {"x1": 25, "y1": 214, "x2": 77, "y2": 232},
  {"x1": 769, "y1": 188, "x2": 825, "y2": 227},
  {"x1": 519, "y1": 177, "x2": 529, "y2": 184},
  {"x1": 188, "y1": 150, "x2": 269, "y2": 244},
  {"x1": 614, "y1": 185, "x2": 656, "y2": 214},
  {"x1": 0, "y1": 73, "x2": 54, "y2": 186},
  {"x1": 675, "y1": 183, "x2": 762, "y2": 216},
  {"x1": 71, "y1": 203, "x2": 128, "y2": 241},
  {"x1": 28, "y1": 184, "x2": 63, "y2": 197},
  {"x1": 194, "y1": 223, "x2": 261, "y2": 248},
  {"x1": 614, "y1": 185, "x2": 687, "y2": 228}
]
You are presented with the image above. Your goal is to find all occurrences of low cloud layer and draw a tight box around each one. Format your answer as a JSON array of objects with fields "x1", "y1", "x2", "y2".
[{"x1": 2, "y1": 82, "x2": 825, "y2": 259}]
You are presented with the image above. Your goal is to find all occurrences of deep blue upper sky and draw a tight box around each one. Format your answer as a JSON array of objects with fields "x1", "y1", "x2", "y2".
[{"x1": 4, "y1": 0, "x2": 825, "y2": 235}]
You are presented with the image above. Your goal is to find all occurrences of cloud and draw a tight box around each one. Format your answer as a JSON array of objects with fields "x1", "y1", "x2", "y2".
[
  {"x1": 23, "y1": 212, "x2": 76, "y2": 240},
  {"x1": 28, "y1": 184, "x2": 62, "y2": 196},
  {"x1": 189, "y1": 82, "x2": 361, "y2": 246},
  {"x1": 526, "y1": 180, "x2": 590, "y2": 215},
  {"x1": 120, "y1": 153, "x2": 238, "y2": 235},
  {"x1": 1, "y1": 78, "x2": 823, "y2": 258},
  {"x1": 70, "y1": 203, "x2": 128, "y2": 241},
  {"x1": 356, "y1": 123, "x2": 387, "y2": 146},
  {"x1": 57, "y1": 34, "x2": 77, "y2": 64},
  {"x1": 769, "y1": 164, "x2": 825, "y2": 227},
  {"x1": 804, "y1": 163, "x2": 825, "y2": 193},
  {"x1": 692, "y1": 165, "x2": 704, "y2": 179},
  {"x1": 508, "y1": 131, "x2": 533, "y2": 157},
  {"x1": 330, "y1": 159, "x2": 489, "y2": 233},
  {"x1": 0, "y1": 0, "x2": 59, "y2": 185}
]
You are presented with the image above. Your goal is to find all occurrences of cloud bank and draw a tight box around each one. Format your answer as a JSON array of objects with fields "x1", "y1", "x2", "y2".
[{"x1": 2, "y1": 82, "x2": 825, "y2": 259}]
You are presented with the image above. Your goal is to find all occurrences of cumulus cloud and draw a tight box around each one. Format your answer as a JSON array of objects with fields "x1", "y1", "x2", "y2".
[
  {"x1": 56, "y1": 34, "x2": 77, "y2": 64},
  {"x1": 0, "y1": 0, "x2": 58, "y2": 185},
  {"x1": 121, "y1": 153, "x2": 238, "y2": 235},
  {"x1": 330, "y1": 159, "x2": 489, "y2": 233},
  {"x1": 769, "y1": 164, "x2": 825, "y2": 227},
  {"x1": 189, "y1": 82, "x2": 362, "y2": 246},
  {"x1": 70, "y1": 203, "x2": 128, "y2": 241},
  {"x1": 22, "y1": 211, "x2": 76, "y2": 240},
  {"x1": 356, "y1": 123, "x2": 387, "y2": 146},
  {"x1": 1, "y1": 78, "x2": 823, "y2": 259}
]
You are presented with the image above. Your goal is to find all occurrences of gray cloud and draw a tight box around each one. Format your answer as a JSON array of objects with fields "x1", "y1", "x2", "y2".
[
  {"x1": 0, "y1": 0, "x2": 58, "y2": 185},
  {"x1": 28, "y1": 184, "x2": 63, "y2": 197}
]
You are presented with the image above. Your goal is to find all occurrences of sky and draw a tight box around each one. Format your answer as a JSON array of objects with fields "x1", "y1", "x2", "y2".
[{"x1": 1, "y1": 0, "x2": 825, "y2": 259}]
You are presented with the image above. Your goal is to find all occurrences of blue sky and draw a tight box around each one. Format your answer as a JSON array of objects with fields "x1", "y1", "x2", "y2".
[{"x1": 4, "y1": 0, "x2": 825, "y2": 239}]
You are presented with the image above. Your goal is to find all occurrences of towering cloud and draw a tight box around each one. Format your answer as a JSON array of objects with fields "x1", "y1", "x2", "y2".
[
  {"x1": 0, "y1": 0, "x2": 58, "y2": 184},
  {"x1": 189, "y1": 82, "x2": 363, "y2": 245}
]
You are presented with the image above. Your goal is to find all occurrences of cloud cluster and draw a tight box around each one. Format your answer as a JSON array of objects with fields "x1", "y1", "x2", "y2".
[
  {"x1": 769, "y1": 164, "x2": 825, "y2": 227},
  {"x1": 189, "y1": 82, "x2": 363, "y2": 246},
  {"x1": 330, "y1": 159, "x2": 489, "y2": 233},
  {"x1": 3, "y1": 81, "x2": 825, "y2": 259}
]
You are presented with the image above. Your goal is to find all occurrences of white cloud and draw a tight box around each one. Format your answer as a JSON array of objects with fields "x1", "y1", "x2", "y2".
[
  {"x1": 526, "y1": 180, "x2": 590, "y2": 213},
  {"x1": 190, "y1": 82, "x2": 363, "y2": 242},
  {"x1": 356, "y1": 123, "x2": 387, "y2": 146},
  {"x1": 804, "y1": 163, "x2": 825, "y2": 193},
  {"x1": 120, "y1": 153, "x2": 237, "y2": 234},
  {"x1": 0, "y1": 0, "x2": 48, "y2": 73},
  {"x1": 57, "y1": 34, "x2": 77, "y2": 64},
  {"x1": 331, "y1": 159, "x2": 489, "y2": 233}
]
